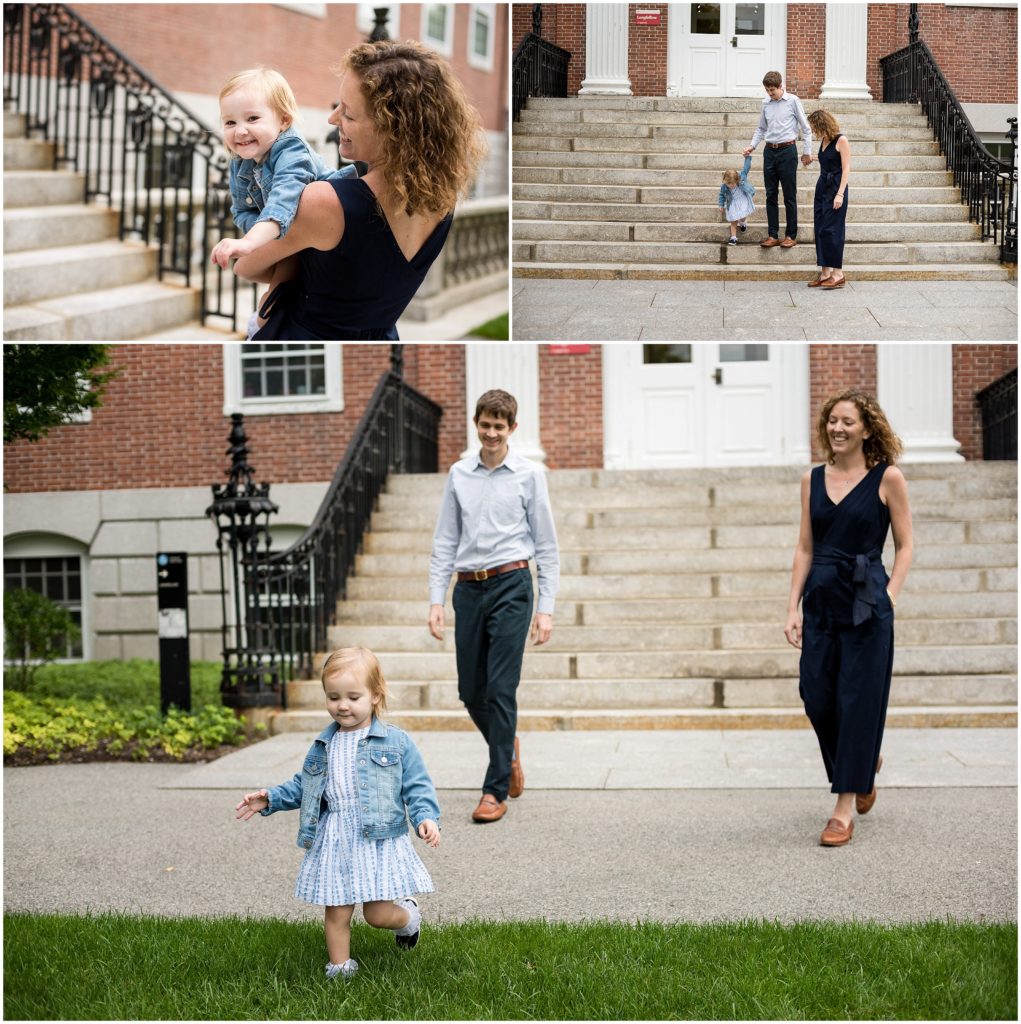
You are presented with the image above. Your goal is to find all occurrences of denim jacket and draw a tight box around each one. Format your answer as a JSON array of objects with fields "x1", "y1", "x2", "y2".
[
  {"x1": 229, "y1": 126, "x2": 357, "y2": 238},
  {"x1": 261, "y1": 717, "x2": 441, "y2": 849},
  {"x1": 717, "y1": 154, "x2": 756, "y2": 208}
]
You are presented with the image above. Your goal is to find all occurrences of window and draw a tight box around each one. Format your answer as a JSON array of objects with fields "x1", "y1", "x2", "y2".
[
  {"x1": 223, "y1": 343, "x2": 343, "y2": 416},
  {"x1": 421, "y1": 3, "x2": 454, "y2": 56},
  {"x1": 644, "y1": 344, "x2": 692, "y2": 364},
  {"x1": 468, "y1": 3, "x2": 495, "y2": 71},
  {"x1": 4, "y1": 548, "x2": 85, "y2": 660}
]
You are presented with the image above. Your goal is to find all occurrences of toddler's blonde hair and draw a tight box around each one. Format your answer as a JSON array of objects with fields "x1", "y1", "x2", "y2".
[
  {"x1": 219, "y1": 67, "x2": 300, "y2": 133},
  {"x1": 722, "y1": 168, "x2": 741, "y2": 187},
  {"x1": 321, "y1": 646, "x2": 389, "y2": 715}
]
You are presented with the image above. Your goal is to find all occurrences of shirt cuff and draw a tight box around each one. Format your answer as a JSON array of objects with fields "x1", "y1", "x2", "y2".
[
  {"x1": 429, "y1": 586, "x2": 449, "y2": 607},
  {"x1": 536, "y1": 596, "x2": 556, "y2": 616}
]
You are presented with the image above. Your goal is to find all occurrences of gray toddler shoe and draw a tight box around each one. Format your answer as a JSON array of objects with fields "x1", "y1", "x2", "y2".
[
  {"x1": 394, "y1": 897, "x2": 421, "y2": 949},
  {"x1": 325, "y1": 958, "x2": 359, "y2": 979}
]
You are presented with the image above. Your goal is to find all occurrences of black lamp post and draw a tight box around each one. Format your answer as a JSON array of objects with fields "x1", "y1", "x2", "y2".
[{"x1": 206, "y1": 413, "x2": 282, "y2": 709}]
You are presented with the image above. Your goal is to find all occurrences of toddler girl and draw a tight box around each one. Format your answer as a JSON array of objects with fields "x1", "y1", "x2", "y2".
[
  {"x1": 717, "y1": 154, "x2": 756, "y2": 245},
  {"x1": 236, "y1": 646, "x2": 440, "y2": 980},
  {"x1": 210, "y1": 67, "x2": 355, "y2": 336}
]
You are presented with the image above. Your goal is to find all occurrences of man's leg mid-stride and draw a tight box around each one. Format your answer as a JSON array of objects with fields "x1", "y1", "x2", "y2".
[{"x1": 453, "y1": 570, "x2": 532, "y2": 821}]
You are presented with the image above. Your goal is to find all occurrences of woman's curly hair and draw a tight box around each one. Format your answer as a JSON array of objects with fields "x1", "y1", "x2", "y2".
[
  {"x1": 817, "y1": 389, "x2": 902, "y2": 468},
  {"x1": 340, "y1": 40, "x2": 486, "y2": 216},
  {"x1": 807, "y1": 108, "x2": 841, "y2": 142}
]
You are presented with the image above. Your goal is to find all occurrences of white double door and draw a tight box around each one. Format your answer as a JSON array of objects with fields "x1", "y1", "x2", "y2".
[
  {"x1": 668, "y1": 3, "x2": 786, "y2": 97},
  {"x1": 603, "y1": 344, "x2": 809, "y2": 469}
]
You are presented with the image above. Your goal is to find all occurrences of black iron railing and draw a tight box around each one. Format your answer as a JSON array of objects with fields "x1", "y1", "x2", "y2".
[
  {"x1": 880, "y1": 37, "x2": 1017, "y2": 264},
  {"x1": 3, "y1": 3, "x2": 255, "y2": 329},
  {"x1": 512, "y1": 6, "x2": 570, "y2": 122},
  {"x1": 977, "y1": 368, "x2": 1017, "y2": 461},
  {"x1": 207, "y1": 350, "x2": 442, "y2": 706}
]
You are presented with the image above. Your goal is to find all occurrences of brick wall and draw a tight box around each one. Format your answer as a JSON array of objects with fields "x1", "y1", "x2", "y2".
[
  {"x1": 514, "y1": 3, "x2": 587, "y2": 97},
  {"x1": 3, "y1": 345, "x2": 467, "y2": 493},
  {"x1": 628, "y1": 4, "x2": 668, "y2": 96},
  {"x1": 953, "y1": 345, "x2": 1018, "y2": 461},
  {"x1": 514, "y1": 2, "x2": 1014, "y2": 103},
  {"x1": 538, "y1": 346, "x2": 604, "y2": 469},
  {"x1": 75, "y1": 4, "x2": 506, "y2": 131},
  {"x1": 786, "y1": 4, "x2": 827, "y2": 99},
  {"x1": 808, "y1": 345, "x2": 879, "y2": 460}
]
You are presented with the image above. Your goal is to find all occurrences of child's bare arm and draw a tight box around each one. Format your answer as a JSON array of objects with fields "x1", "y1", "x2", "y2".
[
  {"x1": 211, "y1": 221, "x2": 281, "y2": 269},
  {"x1": 235, "y1": 788, "x2": 270, "y2": 820}
]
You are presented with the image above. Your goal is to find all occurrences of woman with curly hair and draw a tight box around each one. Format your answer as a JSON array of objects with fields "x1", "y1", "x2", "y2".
[
  {"x1": 784, "y1": 389, "x2": 913, "y2": 846},
  {"x1": 805, "y1": 108, "x2": 851, "y2": 289},
  {"x1": 235, "y1": 40, "x2": 486, "y2": 339}
]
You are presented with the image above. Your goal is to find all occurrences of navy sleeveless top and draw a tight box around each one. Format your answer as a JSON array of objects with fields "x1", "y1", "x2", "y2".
[
  {"x1": 257, "y1": 177, "x2": 452, "y2": 340},
  {"x1": 804, "y1": 462, "x2": 891, "y2": 627}
]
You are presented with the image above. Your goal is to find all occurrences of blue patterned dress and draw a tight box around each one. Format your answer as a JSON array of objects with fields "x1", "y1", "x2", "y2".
[{"x1": 294, "y1": 725, "x2": 435, "y2": 906}]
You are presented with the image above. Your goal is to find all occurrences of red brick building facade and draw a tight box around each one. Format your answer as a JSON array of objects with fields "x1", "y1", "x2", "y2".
[
  {"x1": 4, "y1": 344, "x2": 1014, "y2": 494},
  {"x1": 514, "y1": 3, "x2": 1018, "y2": 102}
]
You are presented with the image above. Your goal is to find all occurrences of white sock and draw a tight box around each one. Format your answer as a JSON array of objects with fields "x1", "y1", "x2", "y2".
[
  {"x1": 326, "y1": 959, "x2": 359, "y2": 978},
  {"x1": 394, "y1": 897, "x2": 421, "y2": 935}
]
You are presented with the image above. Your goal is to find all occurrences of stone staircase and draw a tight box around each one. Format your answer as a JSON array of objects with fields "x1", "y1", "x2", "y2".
[
  {"x1": 271, "y1": 462, "x2": 1018, "y2": 734},
  {"x1": 512, "y1": 97, "x2": 1012, "y2": 282},
  {"x1": 3, "y1": 109, "x2": 242, "y2": 340}
]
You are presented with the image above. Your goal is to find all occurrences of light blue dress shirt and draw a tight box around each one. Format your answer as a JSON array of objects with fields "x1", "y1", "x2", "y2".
[
  {"x1": 429, "y1": 447, "x2": 560, "y2": 615},
  {"x1": 749, "y1": 90, "x2": 813, "y2": 157}
]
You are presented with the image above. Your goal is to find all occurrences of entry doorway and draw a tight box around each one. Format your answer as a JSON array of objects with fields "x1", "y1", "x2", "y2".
[
  {"x1": 602, "y1": 343, "x2": 809, "y2": 468},
  {"x1": 667, "y1": 3, "x2": 787, "y2": 97}
]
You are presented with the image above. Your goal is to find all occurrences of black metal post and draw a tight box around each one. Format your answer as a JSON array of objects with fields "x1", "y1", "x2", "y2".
[
  {"x1": 370, "y1": 7, "x2": 390, "y2": 41},
  {"x1": 206, "y1": 413, "x2": 282, "y2": 709},
  {"x1": 908, "y1": 4, "x2": 919, "y2": 103}
]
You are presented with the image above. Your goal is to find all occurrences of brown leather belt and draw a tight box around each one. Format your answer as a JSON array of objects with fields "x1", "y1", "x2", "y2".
[
  {"x1": 766, "y1": 139, "x2": 797, "y2": 149},
  {"x1": 457, "y1": 560, "x2": 529, "y2": 582}
]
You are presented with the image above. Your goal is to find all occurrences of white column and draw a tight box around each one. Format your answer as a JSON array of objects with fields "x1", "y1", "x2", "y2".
[
  {"x1": 819, "y1": 3, "x2": 873, "y2": 101},
  {"x1": 579, "y1": 3, "x2": 632, "y2": 96},
  {"x1": 463, "y1": 344, "x2": 546, "y2": 464},
  {"x1": 877, "y1": 345, "x2": 964, "y2": 463}
]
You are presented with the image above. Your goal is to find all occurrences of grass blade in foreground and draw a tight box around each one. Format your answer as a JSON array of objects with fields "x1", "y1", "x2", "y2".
[{"x1": 4, "y1": 913, "x2": 1016, "y2": 1020}]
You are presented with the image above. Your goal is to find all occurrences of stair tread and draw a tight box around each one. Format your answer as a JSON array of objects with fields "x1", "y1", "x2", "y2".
[
  {"x1": 22, "y1": 279, "x2": 195, "y2": 315},
  {"x1": 4, "y1": 237, "x2": 153, "y2": 267}
]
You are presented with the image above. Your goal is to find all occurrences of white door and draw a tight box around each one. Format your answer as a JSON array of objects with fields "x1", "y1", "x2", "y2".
[
  {"x1": 603, "y1": 344, "x2": 809, "y2": 468},
  {"x1": 668, "y1": 4, "x2": 785, "y2": 97}
]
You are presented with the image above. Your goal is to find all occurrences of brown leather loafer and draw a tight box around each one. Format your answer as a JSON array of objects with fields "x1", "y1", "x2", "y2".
[
  {"x1": 820, "y1": 817, "x2": 854, "y2": 846},
  {"x1": 820, "y1": 275, "x2": 846, "y2": 288},
  {"x1": 780, "y1": 236, "x2": 798, "y2": 248},
  {"x1": 471, "y1": 794, "x2": 506, "y2": 823},
  {"x1": 509, "y1": 736, "x2": 524, "y2": 798},
  {"x1": 807, "y1": 276, "x2": 832, "y2": 288},
  {"x1": 760, "y1": 237, "x2": 781, "y2": 248},
  {"x1": 856, "y1": 753, "x2": 884, "y2": 815}
]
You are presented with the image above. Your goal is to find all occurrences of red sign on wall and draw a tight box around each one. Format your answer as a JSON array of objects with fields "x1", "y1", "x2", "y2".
[
  {"x1": 635, "y1": 9, "x2": 661, "y2": 26},
  {"x1": 548, "y1": 345, "x2": 591, "y2": 355}
]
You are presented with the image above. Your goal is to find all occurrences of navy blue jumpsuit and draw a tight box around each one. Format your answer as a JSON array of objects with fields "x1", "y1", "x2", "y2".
[
  {"x1": 799, "y1": 462, "x2": 894, "y2": 795},
  {"x1": 813, "y1": 134, "x2": 848, "y2": 269}
]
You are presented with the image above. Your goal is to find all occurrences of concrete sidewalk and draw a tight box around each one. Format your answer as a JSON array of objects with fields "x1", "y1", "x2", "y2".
[
  {"x1": 4, "y1": 728, "x2": 1015, "y2": 926},
  {"x1": 511, "y1": 278, "x2": 1018, "y2": 341},
  {"x1": 169, "y1": 726, "x2": 1018, "y2": 793}
]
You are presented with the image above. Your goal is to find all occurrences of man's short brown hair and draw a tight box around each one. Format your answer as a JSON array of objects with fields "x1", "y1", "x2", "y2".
[
  {"x1": 474, "y1": 389, "x2": 517, "y2": 426},
  {"x1": 762, "y1": 71, "x2": 783, "y2": 89}
]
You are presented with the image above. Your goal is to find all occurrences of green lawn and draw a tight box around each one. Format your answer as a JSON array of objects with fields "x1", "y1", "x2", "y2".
[
  {"x1": 4, "y1": 913, "x2": 1016, "y2": 1020},
  {"x1": 467, "y1": 312, "x2": 509, "y2": 340}
]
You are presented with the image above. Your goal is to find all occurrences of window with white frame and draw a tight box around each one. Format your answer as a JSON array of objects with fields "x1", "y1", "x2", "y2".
[
  {"x1": 421, "y1": 3, "x2": 454, "y2": 56},
  {"x1": 223, "y1": 343, "x2": 343, "y2": 416},
  {"x1": 468, "y1": 4, "x2": 495, "y2": 71},
  {"x1": 4, "y1": 536, "x2": 87, "y2": 660}
]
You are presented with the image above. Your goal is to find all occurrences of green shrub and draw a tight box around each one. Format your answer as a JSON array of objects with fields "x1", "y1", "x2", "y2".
[
  {"x1": 25, "y1": 659, "x2": 222, "y2": 708},
  {"x1": 3, "y1": 690, "x2": 251, "y2": 763},
  {"x1": 3, "y1": 589, "x2": 81, "y2": 691}
]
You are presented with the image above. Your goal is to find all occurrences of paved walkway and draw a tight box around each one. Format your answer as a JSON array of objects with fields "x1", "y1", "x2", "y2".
[
  {"x1": 5, "y1": 728, "x2": 1015, "y2": 926},
  {"x1": 511, "y1": 278, "x2": 1018, "y2": 341}
]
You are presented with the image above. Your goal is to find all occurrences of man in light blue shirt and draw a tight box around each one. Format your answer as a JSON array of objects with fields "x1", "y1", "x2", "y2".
[
  {"x1": 428, "y1": 389, "x2": 559, "y2": 824},
  {"x1": 743, "y1": 70, "x2": 813, "y2": 248}
]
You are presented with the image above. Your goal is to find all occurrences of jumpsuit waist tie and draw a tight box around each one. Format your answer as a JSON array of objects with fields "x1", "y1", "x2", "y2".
[{"x1": 812, "y1": 544, "x2": 883, "y2": 626}]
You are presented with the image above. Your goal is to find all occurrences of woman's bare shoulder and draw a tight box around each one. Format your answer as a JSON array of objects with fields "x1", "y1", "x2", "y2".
[{"x1": 295, "y1": 181, "x2": 344, "y2": 248}]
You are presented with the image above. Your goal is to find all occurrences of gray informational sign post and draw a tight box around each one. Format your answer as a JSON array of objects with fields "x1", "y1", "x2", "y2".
[{"x1": 156, "y1": 552, "x2": 191, "y2": 713}]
